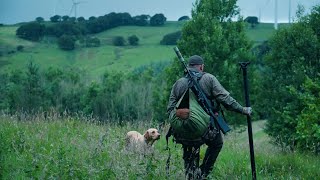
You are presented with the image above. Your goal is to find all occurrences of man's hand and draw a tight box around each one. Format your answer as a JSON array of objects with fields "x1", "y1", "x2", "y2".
[
  {"x1": 176, "y1": 108, "x2": 190, "y2": 120},
  {"x1": 242, "y1": 107, "x2": 252, "y2": 116}
]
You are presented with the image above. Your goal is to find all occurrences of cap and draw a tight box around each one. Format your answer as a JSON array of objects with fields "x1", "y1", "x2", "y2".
[{"x1": 188, "y1": 55, "x2": 204, "y2": 65}]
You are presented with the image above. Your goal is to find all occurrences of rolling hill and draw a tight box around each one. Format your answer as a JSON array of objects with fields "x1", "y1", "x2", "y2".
[{"x1": 0, "y1": 21, "x2": 283, "y2": 78}]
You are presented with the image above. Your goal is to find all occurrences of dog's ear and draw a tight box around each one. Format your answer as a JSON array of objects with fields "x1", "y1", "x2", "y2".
[{"x1": 144, "y1": 131, "x2": 150, "y2": 140}]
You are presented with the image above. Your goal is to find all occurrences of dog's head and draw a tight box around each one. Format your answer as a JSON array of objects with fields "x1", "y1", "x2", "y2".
[{"x1": 144, "y1": 128, "x2": 161, "y2": 144}]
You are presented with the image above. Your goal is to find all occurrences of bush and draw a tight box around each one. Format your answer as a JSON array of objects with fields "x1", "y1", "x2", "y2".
[
  {"x1": 85, "y1": 37, "x2": 100, "y2": 47},
  {"x1": 16, "y1": 22, "x2": 45, "y2": 41},
  {"x1": 291, "y1": 78, "x2": 320, "y2": 153},
  {"x1": 128, "y1": 35, "x2": 139, "y2": 46},
  {"x1": 35, "y1": 17, "x2": 44, "y2": 23},
  {"x1": 16, "y1": 45, "x2": 24, "y2": 51},
  {"x1": 150, "y1": 13, "x2": 166, "y2": 26},
  {"x1": 178, "y1": 16, "x2": 190, "y2": 21},
  {"x1": 263, "y1": 5, "x2": 320, "y2": 153},
  {"x1": 50, "y1": 15, "x2": 61, "y2": 22},
  {"x1": 58, "y1": 35, "x2": 76, "y2": 50},
  {"x1": 160, "y1": 31, "x2": 181, "y2": 45},
  {"x1": 112, "y1": 36, "x2": 125, "y2": 46}
]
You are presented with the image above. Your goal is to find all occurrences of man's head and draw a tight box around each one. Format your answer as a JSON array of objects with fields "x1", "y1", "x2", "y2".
[{"x1": 188, "y1": 55, "x2": 204, "y2": 71}]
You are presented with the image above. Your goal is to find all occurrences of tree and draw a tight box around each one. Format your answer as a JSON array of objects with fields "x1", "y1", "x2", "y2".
[
  {"x1": 23, "y1": 61, "x2": 44, "y2": 112},
  {"x1": 150, "y1": 13, "x2": 166, "y2": 26},
  {"x1": 50, "y1": 15, "x2": 61, "y2": 22},
  {"x1": 48, "y1": 22, "x2": 84, "y2": 38},
  {"x1": 262, "y1": 5, "x2": 320, "y2": 152},
  {"x1": 244, "y1": 16, "x2": 259, "y2": 28},
  {"x1": 16, "y1": 22, "x2": 45, "y2": 41},
  {"x1": 160, "y1": 31, "x2": 181, "y2": 45},
  {"x1": 16, "y1": 45, "x2": 24, "y2": 51},
  {"x1": 133, "y1": 15, "x2": 150, "y2": 26},
  {"x1": 58, "y1": 35, "x2": 76, "y2": 50},
  {"x1": 35, "y1": 17, "x2": 44, "y2": 23},
  {"x1": 155, "y1": 0, "x2": 252, "y2": 123},
  {"x1": 178, "y1": 16, "x2": 190, "y2": 21},
  {"x1": 62, "y1": 15, "x2": 70, "y2": 21},
  {"x1": 128, "y1": 35, "x2": 139, "y2": 46},
  {"x1": 77, "y1": 16, "x2": 85, "y2": 22},
  {"x1": 85, "y1": 36, "x2": 101, "y2": 47},
  {"x1": 112, "y1": 36, "x2": 126, "y2": 46}
]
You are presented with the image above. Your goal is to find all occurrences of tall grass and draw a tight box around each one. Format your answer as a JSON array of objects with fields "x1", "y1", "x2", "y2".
[{"x1": 1, "y1": 114, "x2": 319, "y2": 179}]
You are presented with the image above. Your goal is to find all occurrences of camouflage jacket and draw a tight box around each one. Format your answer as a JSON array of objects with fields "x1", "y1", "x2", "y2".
[{"x1": 167, "y1": 68, "x2": 244, "y2": 117}]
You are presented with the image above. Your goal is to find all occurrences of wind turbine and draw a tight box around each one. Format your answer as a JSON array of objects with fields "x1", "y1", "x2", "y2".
[
  {"x1": 69, "y1": 0, "x2": 86, "y2": 18},
  {"x1": 274, "y1": 0, "x2": 278, "y2": 30},
  {"x1": 54, "y1": 0, "x2": 62, "y2": 15}
]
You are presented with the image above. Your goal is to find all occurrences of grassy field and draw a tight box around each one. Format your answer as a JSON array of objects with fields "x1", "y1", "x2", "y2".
[
  {"x1": 0, "y1": 22, "x2": 183, "y2": 78},
  {"x1": 0, "y1": 22, "x2": 285, "y2": 78},
  {"x1": 1, "y1": 114, "x2": 319, "y2": 179}
]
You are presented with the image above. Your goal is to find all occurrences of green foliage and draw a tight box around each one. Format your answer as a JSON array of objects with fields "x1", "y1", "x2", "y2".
[
  {"x1": 35, "y1": 17, "x2": 44, "y2": 23},
  {"x1": 263, "y1": 5, "x2": 320, "y2": 153},
  {"x1": 0, "y1": 62, "x2": 159, "y2": 123},
  {"x1": 16, "y1": 22, "x2": 45, "y2": 41},
  {"x1": 85, "y1": 36, "x2": 101, "y2": 47},
  {"x1": 160, "y1": 31, "x2": 181, "y2": 45},
  {"x1": 150, "y1": 13, "x2": 167, "y2": 26},
  {"x1": 50, "y1": 15, "x2": 61, "y2": 22},
  {"x1": 291, "y1": 77, "x2": 320, "y2": 153},
  {"x1": 178, "y1": 16, "x2": 190, "y2": 21},
  {"x1": 24, "y1": 62, "x2": 44, "y2": 112},
  {"x1": 244, "y1": 16, "x2": 259, "y2": 28},
  {"x1": 77, "y1": 16, "x2": 85, "y2": 22},
  {"x1": 62, "y1": 15, "x2": 69, "y2": 22},
  {"x1": 127, "y1": 35, "x2": 139, "y2": 46},
  {"x1": 16, "y1": 45, "x2": 24, "y2": 51},
  {"x1": 133, "y1": 15, "x2": 150, "y2": 26},
  {"x1": 112, "y1": 36, "x2": 126, "y2": 46},
  {"x1": 58, "y1": 35, "x2": 76, "y2": 50}
]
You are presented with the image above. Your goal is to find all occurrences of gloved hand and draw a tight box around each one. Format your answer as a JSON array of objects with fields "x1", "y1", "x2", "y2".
[
  {"x1": 242, "y1": 107, "x2": 252, "y2": 116},
  {"x1": 176, "y1": 108, "x2": 190, "y2": 120}
]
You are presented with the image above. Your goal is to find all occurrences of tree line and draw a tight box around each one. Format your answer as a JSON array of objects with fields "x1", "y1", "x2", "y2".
[
  {"x1": 0, "y1": 62, "x2": 169, "y2": 124},
  {"x1": 16, "y1": 12, "x2": 167, "y2": 50}
]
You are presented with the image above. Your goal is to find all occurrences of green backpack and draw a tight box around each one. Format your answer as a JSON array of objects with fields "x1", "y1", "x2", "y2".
[{"x1": 169, "y1": 88, "x2": 211, "y2": 146}]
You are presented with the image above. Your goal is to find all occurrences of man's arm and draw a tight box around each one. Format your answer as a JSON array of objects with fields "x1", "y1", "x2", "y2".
[{"x1": 203, "y1": 74, "x2": 250, "y2": 115}]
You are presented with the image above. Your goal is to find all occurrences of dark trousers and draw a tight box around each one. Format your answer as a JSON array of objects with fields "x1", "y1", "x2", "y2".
[{"x1": 183, "y1": 132, "x2": 223, "y2": 178}]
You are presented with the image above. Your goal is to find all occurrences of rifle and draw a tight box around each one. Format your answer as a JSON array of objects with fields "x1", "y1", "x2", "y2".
[{"x1": 173, "y1": 47, "x2": 231, "y2": 134}]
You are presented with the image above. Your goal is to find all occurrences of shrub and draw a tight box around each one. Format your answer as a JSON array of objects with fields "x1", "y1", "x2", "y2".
[
  {"x1": 128, "y1": 35, "x2": 139, "y2": 46},
  {"x1": 86, "y1": 37, "x2": 101, "y2": 47},
  {"x1": 160, "y1": 31, "x2": 181, "y2": 45},
  {"x1": 35, "y1": 17, "x2": 44, "y2": 23},
  {"x1": 16, "y1": 45, "x2": 24, "y2": 51},
  {"x1": 178, "y1": 16, "x2": 190, "y2": 21},
  {"x1": 150, "y1": 13, "x2": 166, "y2": 26},
  {"x1": 16, "y1": 22, "x2": 45, "y2": 41},
  {"x1": 58, "y1": 35, "x2": 76, "y2": 50},
  {"x1": 112, "y1": 36, "x2": 125, "y2": 46}
]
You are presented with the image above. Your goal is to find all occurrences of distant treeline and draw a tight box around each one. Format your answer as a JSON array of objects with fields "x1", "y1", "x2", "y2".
[{"x1": 16, "y1": 12, "x2": 168, "y2": 50}]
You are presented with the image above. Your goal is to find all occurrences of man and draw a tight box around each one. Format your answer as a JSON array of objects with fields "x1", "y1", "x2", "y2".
[{"x1": 167, "y1": 55, "x2": 252, "y2": 178}]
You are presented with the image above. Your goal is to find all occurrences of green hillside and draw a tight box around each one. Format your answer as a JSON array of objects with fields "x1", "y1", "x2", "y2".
[{"x1": 0, "y1": 22, "x2": 282, "y2": 77}]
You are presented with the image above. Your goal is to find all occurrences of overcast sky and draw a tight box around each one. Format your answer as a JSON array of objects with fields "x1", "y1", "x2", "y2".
[{"x1": 0, "y1": 0, "x2": 319, "y2": 24}]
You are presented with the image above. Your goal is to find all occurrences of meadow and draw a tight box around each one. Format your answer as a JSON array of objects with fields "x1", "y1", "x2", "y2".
[{"x1": 1, "y1": 114, "x2": 319, "y2": 179}]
